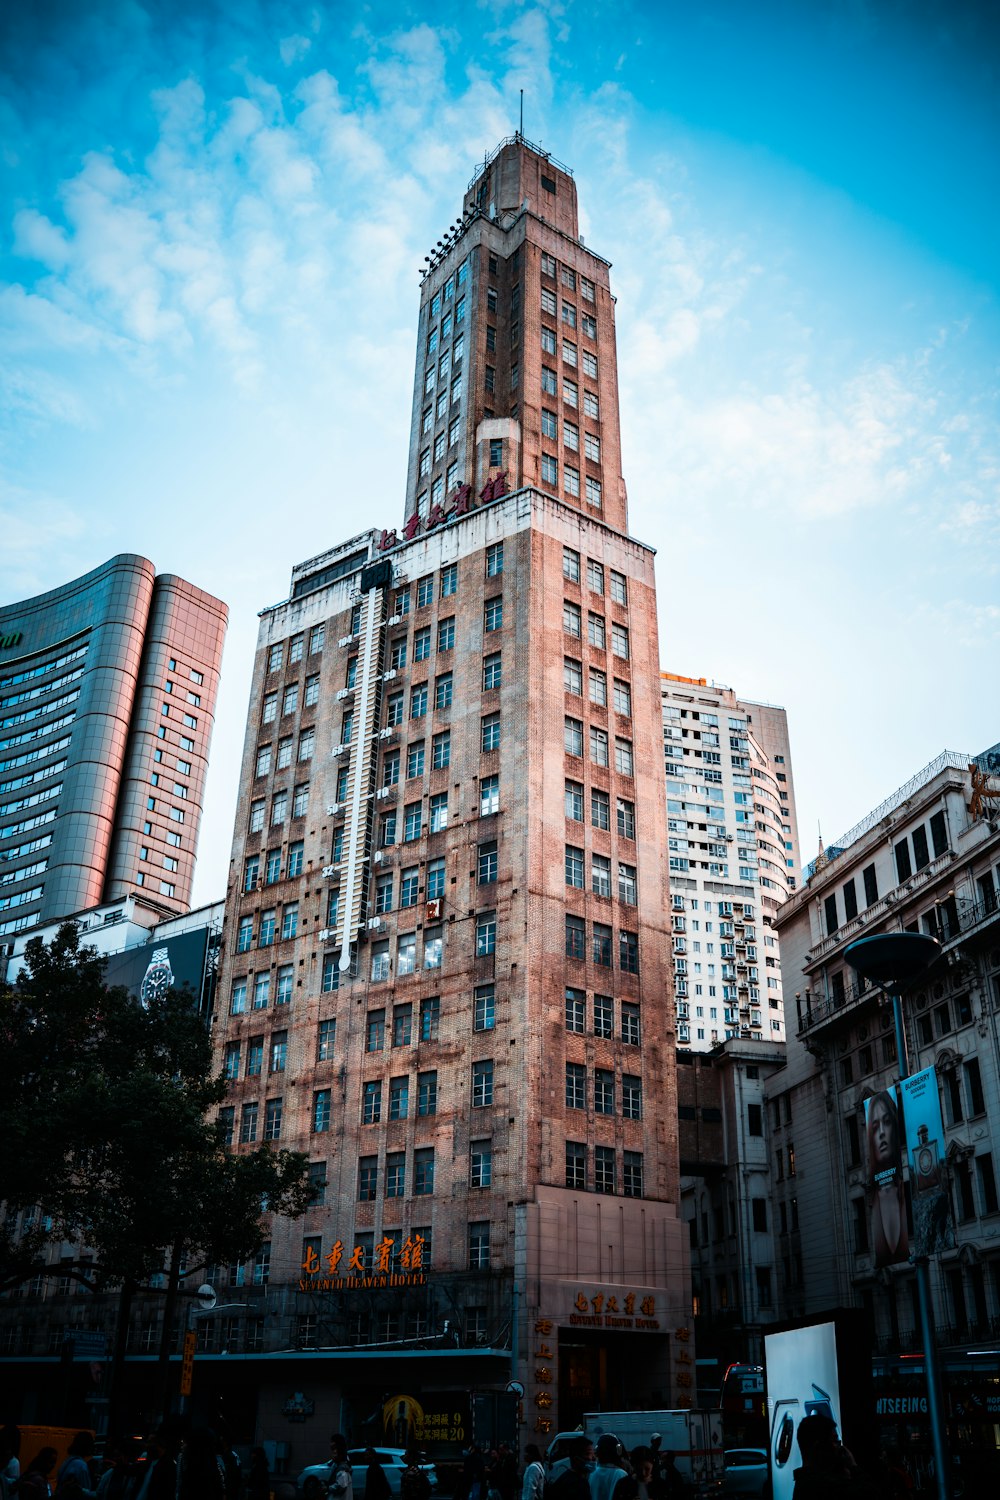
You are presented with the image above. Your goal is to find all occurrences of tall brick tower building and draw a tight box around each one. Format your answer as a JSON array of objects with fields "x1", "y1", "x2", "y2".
[{"x1": 211, "y1": 138, "x2": 689, "y2": 1453}]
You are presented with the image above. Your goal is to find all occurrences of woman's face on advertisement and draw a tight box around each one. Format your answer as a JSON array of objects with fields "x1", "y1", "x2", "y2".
[{"x1": 871, "y1": 1097, "x2": 897, "y2": 1164}]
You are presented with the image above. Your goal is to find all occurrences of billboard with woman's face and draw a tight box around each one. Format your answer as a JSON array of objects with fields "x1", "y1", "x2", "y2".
[{"x1": 865, "y1": 1087, "x2": 908, "y2": 1268}]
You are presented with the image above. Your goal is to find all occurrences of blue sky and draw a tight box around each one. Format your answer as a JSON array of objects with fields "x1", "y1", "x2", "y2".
[{"x1": 1, "y1": 0, "x2": 997, "y2": 904}]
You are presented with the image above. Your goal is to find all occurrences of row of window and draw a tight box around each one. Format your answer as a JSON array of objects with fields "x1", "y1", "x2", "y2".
[
  {"x1": 540, "y1": 254, "x2": 596, "y2": 303},
  {"x1": 563, "y1": 659, "x2": 631, "y2": 714},
  {"x1": 566, "y1": 783, "x2": 636, "y2": 838},
  {"x1": 235, "y1": 902, "x2": 300, "y2": 953},
  {"x1": 566, "y1": 915, "x2": 639, "y2": 972},
  {"x1": 565, "y1": 1063, "x2": 642, "y2": 1116},
  {"x1": 566, "y1": 1142, "x2": 643, "y2": 1196},
  {"x1": 565, "y1": 718, "x2": 634, "y2": 774},
  {"x1": 565, "y1": 846, "x2": 637, "y2": 903},
  {"x1": 248, "y1": 783, "x2": 309, "y2": 834},
  {"x1": 564, "y1": 600, "x2": 629, "y2": 657},
  {"x1": 361, "y1": 1057, "x2": 498, "y2": 1123}
]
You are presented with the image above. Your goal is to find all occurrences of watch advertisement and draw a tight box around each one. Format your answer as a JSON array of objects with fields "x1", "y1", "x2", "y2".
[
  {"x1": 104, "y1": 927, "x2": 209, "y2": 1008},
  {"x1": 900, "y1": 1066, "x2": 956, "y2": 1257},
  {"x1": 764, "y1": 1321, "x2": 840, "y2": 1500}
]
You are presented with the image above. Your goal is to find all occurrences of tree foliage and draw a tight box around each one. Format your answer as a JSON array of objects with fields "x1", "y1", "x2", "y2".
[{"x1": 1, "y1": 922, "x2": 313, "y2": 1292}]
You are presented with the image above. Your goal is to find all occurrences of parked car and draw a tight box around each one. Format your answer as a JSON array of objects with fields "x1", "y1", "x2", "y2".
[
  {"x1": 297, "y1": 1448, "x2": 438, "y2": 1500},
  {"x1": 722, "y1": 1449, "x2": 769, "y2": 1497}
]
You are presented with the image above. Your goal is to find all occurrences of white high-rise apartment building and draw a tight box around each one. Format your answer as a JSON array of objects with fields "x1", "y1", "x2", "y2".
[{"x1": 661, "y1": 674, "x2": 800, "y2": 1049}]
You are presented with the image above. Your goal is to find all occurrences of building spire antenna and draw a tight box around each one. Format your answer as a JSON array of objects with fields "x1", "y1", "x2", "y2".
[{"x1": 519, "y1": 88, "x2": 523, "y2": 138}]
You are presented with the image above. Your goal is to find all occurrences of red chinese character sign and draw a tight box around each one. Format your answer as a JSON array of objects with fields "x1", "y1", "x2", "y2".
[{"x1": 377, "y1": 474, "x2": 510, "y2": 552}]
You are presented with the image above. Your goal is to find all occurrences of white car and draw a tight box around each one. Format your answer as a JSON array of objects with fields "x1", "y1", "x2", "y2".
[
  {"x1": 297, "y1": 1448, "x2": 438, "y2": 1500},
  {"x1": 722, "y1": 1449, "x2": 769, "y2": 1497}
]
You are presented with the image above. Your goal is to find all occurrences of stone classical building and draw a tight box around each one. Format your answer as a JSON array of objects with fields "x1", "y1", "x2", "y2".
[
  {"x1": 0, "y1": 555, "x2": 226, "y2": 944},
  {"x1": 771, "y1": 743, "x2": 1000, "y2": 1477},
  {"x1": 206, "y1": 137, "x2": 689, "y2": 1459},
  {"x1": 661, "y1": 675, "x2": 800, "y2": 1050}
]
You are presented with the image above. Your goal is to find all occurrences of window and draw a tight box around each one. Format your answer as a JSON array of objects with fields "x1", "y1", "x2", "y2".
[
  {"x1": 594, "y1": 994, "x2": 613, "y2": 1038},
  {"x1": 363, "y1": 1080, "x2": 382, "y2": 1124},
  {"x1": 542, "y1": 409, "x2": 558, "y2": 440},
  {"x1": 615, "y1": 738, "x2": 634, "y2": 776},
  {"x1": 618, "y1": 863, "x2": 637, "y2": 904},
  {"x1": 435, "y1": 673, "x2": 453, "y2": 709},
  {"x1": 564, "y1": 418, "x2": 579, "y2": 450},
  {"x1": 414, "y1": 1148, "x2": 435, "y2": 1195},
  {"x1": 564, "y1": 657, "x2": 583, "y2": 695},
  {"x1": 400, "y1": 868, "x2": 419, "y2": 907},
  {"x1": 240, "y1": 1103, "x2": 259, "y2": 1143},
  {"x1": 589, "y1": 788, "x2": 610, "y2": 831},
  {"x1": 420, "y1": 996, "x2": 440, "y2": 1041},
  {"x1": 410, "y1": 684, "x2": 427, "y2": 719},
  {"x1": 486, "y1": 542, "x2": 504, "y2": 577},
  {"x1": 622, "y1": 1002, "x2": 640, "y2": 1045},
  {"x1": 566, "y1": 914, "x2": 586, "y2": 960},
  {"x1": 281, "y1": 902, "x2": 299, "y2": 940},
  {"x1": 391, "y1": 638, "x2": 408, "y2": 670},
  {"x1": 389, "y1": 1076, "x2": 409, "y2": 1122},
  {"x1": 386, "y1": 691, "x2": 403, "y2": 726},
  {"x1": 566, "y1": 987, "x2": 585, "y2": 1033},
  {"x1": 565, "y1": 717, "x2": 584, "y2": 756},
  {"x1": 620, "y1": 930, "x2": 639, "y2": 973},
  {"x1": 393, "y1": 1002, "x2": 413, "y2": 1047},
  {"x1": 255, "y1": 745, "x2": 272, "y2": 778},
  {"x1": 428, "y1": 792, "x2": 446, "y2": 840},
  {"x1": 309, "y1": 624, "x2": 325, "y2": 654},
  {"x1": 414, "y1": 626, "x2": 431, "y2": 662},
  {"x1": 313, "y1": 1089, "x2": 331, "y2": 1132},
  {"x1": 595, "y1": 1069, "x2": 615, "y2": 1114},
  {"x1": 471, "y1": 1142, "x2": 492, "y2": 1188},
  {"x1": 596, "y1": 1145, "x2": 616, "y2": 1194},
  {"x1": 382, "y1": 751, "x2": 400, "y2": 788},
  {"x1": 566, "y1": 845, "x2": 585, "y2": 889},
  {"x1": 478, "y1": 841, "x2": 498, "y2": 884},
  {"x1": 386, "y1": 1152, "x2": 405, "y2": 1198},
  {"x1": 438, "y1": 616, "x2": 455, "y2": 651},
  {"x1": 249, "y1": 801, "x2": 265, "y2": 834},
  {"x1": 407, "y1": 742, "x2": 425, "y2": 779},
  {"x1": 366, "y1": 1009, "x2": 385, "y2": 1053},
  {"x1": 617, "y1": 798, "x2": 635, "y2": 839},
  {"x1": 275, "y1": 964, "x2": 293, "y2": 1006},
  {"x1": 591, "y1": 854, "x2": 611, "y2": 898},
  {"x1": 258, "y1": 909, "x2": 276, "y2": 947},
  {"x1": 304, "y1": 673, "x2": 319, "y2": 707},
  {"x1": 224, "y1": 1041, "x2": 241, "y2": 1079},
  {"x1": 472, "y1": 1059, "x2": 494, "y2": 1108},
  {"x1": 541, "y1": 453, "x2": 558, "y2": 486},
  {"x1": 590, "y1": 726, "x2": 609, "y2": 767},
  {"x1": 542, "y1": 286, "x2": 557, "y2": 315},
  {"x1": 282, "y1": 684, "x2": 298, "y2": 716},
  {"x1": 298, "y1": 727, "x2": 315, "y2": 761},
  {"x1": 404, "y1": 803, "x2": 422, "y2": 841},
  {"x1": 268, "y1": 644, "x2": 283, "y2": 673},
  {"x1": 748, "y1": 1103, "x2": 763, "y2": 1136},
  {"x1": 481, "y1": 712, "x2": 501, "y2": 751},
  {"x1": 566, "y1": 1063, "x2": 586, "y2": 1109},
  {"x1": 564, "y1": 466, "x2": 580, "y2": 498},
  {"x1": 397, "y1": 933, "x2": 417, "y2": 975},
  {"x1": 427, "y1": 856, "x2": 445, "y2": 899},
  {"x1": 863, "y1": 863, "x2": 878, "y2": 906},
  {"x1": 468, "y1": 1221, "x2": 490, "y2": 1269},
  {"x1": 584, "y1": 389, "x2": 599, "y2": 418},
  {"x1": 244, "y1": 855, "x2": 260, "y2": 892},
  {"x1": 593, "y1": 923, "x2": 612, "y2": 967},
  {"x1": 262, "y1": 1098, "x2": 282, "y2": 1141},
  {"x1": 440, "y1": 563, "x2": 458, "y2": 597},
  {"x1": 613, "y1": 679, "x2": 631, "y2": 716},
  {"x1": 563, "y1": 600, "x2": 582, "y2": 637},
  {"x1": 480, "y1": 774, "x2": 500, "y2": 816},
  {"x1": 432, "y1": 731, "x2": 450, "y2": 770},
  {"x1": 588, "y1": 612, "x2": 605, "y2": 649},
  {"x1": 474, "y1": 983, "x2": 496, "y2": 1032},
  {"x1": 271, "y1": 789, "x2": 288, "y2": 826},
  {"x1": 423, "y1": 927, "x2": 443, "y2": 969},
  {"x1": 418, "y1": 1070, "x2": 438, "y2": 1116},
  {"x1": 559, "y1": 1141, "x2": 586, "y2": 1191},
  {"x1": 623, "y1": 1075, "x2": 642, "y2": 1120},
  {"x1": 230, "y1": 978, "x2": 248, "y2": 1016},
  {"x1": 317, "y1": 1018, "x2": 336, "y2": 1061},
  {"x1": 358, "y1": 1157, "x2": 378, "y2": 1201},
  {"x1": 565, "y1": 780, "x2": 584, "y2": 821},
  {"x1": 237, "y1": 917, "x2": 254, "y2": 952},
  {"x1": 623, "y1": 1151, "x2": 643, "y2": 1197},
  {"x1": 610, "y1": 570, "x2": 627, "y2": 606},
  {"x1": 370, "y1": 941, "x2": 390, "y2": 982},
  {"x1": 476, "y1": 912, "x2": 496, "y2": 958},
  {"x1": 374, "y1": 873, "x2": 394, "y2": 915}
]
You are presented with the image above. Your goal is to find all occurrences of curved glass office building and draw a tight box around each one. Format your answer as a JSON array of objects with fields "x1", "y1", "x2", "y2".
[{"x1": 0, "y1": 555, "x2": 226, "y2": 943}]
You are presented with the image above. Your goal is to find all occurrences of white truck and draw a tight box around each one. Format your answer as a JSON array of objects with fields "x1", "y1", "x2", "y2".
[{"x1": 546, "y1": 1409, "x2": 725, "y2": 1494}]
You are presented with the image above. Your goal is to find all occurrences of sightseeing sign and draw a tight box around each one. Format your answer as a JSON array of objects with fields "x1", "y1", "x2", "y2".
[{"x1": 299, "y1": 1232, "x2": 428, "y2": 1292}]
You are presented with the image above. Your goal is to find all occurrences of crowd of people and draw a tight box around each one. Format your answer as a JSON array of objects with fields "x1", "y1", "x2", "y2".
[
  {"x1": 451, "y1": 1434, "x2": 688, "y2": 1500},
  {"x1": 0, "y1": 1424, "x2": 270, "y2": 1500}
]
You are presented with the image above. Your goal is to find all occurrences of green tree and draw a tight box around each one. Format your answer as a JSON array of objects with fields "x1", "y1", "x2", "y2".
[{"x1": 0, "y1": 923, "x2": 313, "y2": 1423}]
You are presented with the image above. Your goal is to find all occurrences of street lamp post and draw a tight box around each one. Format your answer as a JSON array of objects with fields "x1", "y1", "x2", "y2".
[{"x1": 844, "y1": 932, "x2": 950, "y2": 1500}]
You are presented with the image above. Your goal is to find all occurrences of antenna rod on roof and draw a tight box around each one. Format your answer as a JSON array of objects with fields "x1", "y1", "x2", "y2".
[{"x1": 519, "y1": 89, "x2": 523, "y2": 138}]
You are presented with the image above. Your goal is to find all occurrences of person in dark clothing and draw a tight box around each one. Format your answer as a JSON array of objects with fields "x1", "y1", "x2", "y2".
[
  {"x1": 546, "y1": 1437, "x2": 592, "y2": 1500},
  {"x1": 792, "y1": 1414, "x2": 867, "y2": 1499},
  {"x1": 401, "y1": 1451, "x2": 432, "y2": 1500},
  {"x1": 247, "y1": 1448, "x2": 270, "y2": 1500},
  {"x1": 18, "y1": 1449, "x2": 58, "y2": 1497},
  {"x1": 365, "y1": 1449, "x2": 392, "y2": 1500},
  {"x1": 457, "y1": 1444, "x2": 486, "y2": 1500},
  {"x1": 175, "y1": 1427, "x2": 225, "y2": 1500},
  {"x1": 492, "y1": 1445, "x2": 518, "y2": 1500}
]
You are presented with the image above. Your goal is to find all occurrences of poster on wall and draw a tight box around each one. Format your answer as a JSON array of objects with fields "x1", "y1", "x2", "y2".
[
  {"x1": 764, "y1": 1322, "x2": 841, "y2": 1500},
  {"x1": 900, "y1": 1067, "x2": 956, "y2": 1257},
  {"x1": 103, "y1": 928, "x2": 209, "y2": 1008},
  {"x1": 864, "y1": 1087, "x2": 908, "y2": 1268}
]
